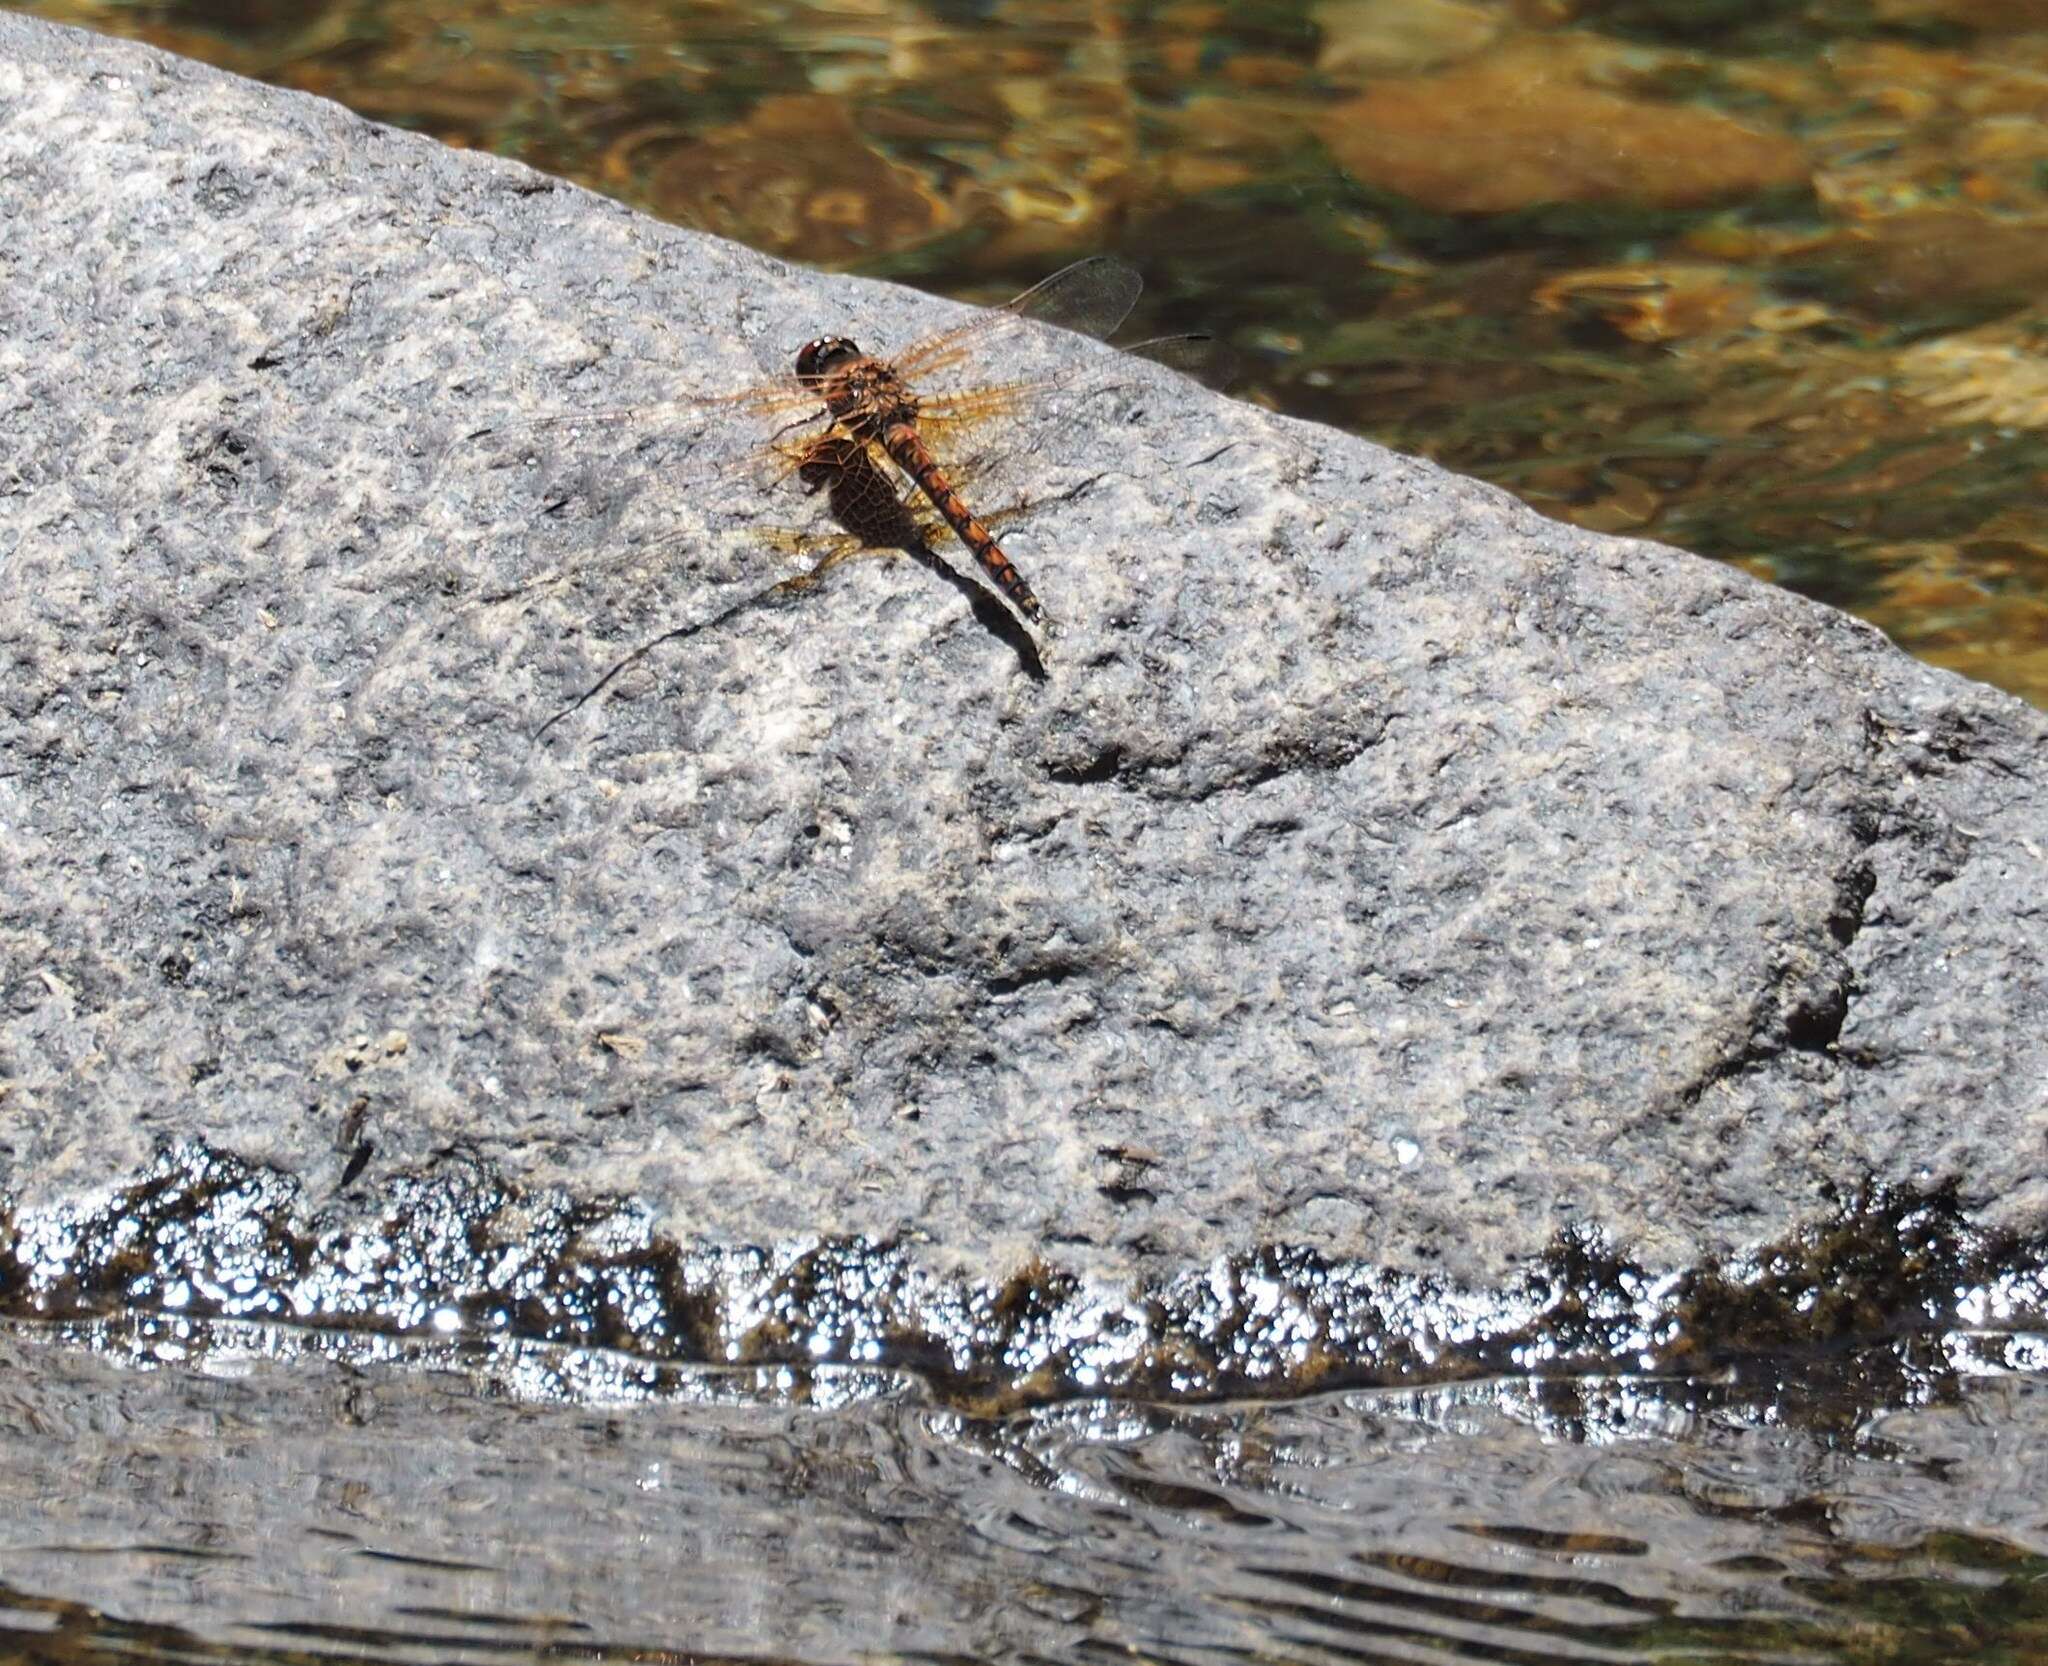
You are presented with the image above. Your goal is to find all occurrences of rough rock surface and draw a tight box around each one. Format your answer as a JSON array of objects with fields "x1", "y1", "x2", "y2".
[{"x1": 2, "y1": 13, "x2": 2045, "y2": 1285}]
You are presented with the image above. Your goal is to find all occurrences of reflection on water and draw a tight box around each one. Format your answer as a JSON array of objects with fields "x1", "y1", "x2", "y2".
[
  {"x1": 8, "y1": 0, "x2": 2048, "y2": 705},
  {"x1": 4, "y1": 1321, "x2": 2048, "y2": 1665}
]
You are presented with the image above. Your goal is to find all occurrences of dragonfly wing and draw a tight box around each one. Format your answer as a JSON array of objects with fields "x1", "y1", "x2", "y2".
[
  {"x1": 435, "y1": 372, "x2": 825, "y2": 483},
  {"x1": 1004, "y1": 254, "x2": 1145, "y2": 338},
  {"x1": 886, "y1": 255, "x2": 1143, "y2": 384},
  {"x1": 445, "y1": 381, "x2": 855, "y2": 631},
  {"x1": 1121, "y1": 330, "x2": 1233, "y2": 388},
  {"x1": 904, "y1": 331, "x2": 1228, "y2": 517}
]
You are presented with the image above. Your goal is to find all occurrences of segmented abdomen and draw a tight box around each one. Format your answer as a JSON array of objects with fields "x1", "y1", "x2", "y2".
[{"x1": 883, "y1": 424, "x2": 1047, "y2": 627}]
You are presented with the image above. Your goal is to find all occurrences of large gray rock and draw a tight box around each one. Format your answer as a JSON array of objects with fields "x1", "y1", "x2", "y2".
[{"x1": 2, "y1": 11, "x2": 2044, "y2": 1287}]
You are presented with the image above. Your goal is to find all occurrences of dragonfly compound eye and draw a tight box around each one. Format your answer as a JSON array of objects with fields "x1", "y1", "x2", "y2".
[{"x1": 795, "y1": 336, "x2": 862, "y2": 384}]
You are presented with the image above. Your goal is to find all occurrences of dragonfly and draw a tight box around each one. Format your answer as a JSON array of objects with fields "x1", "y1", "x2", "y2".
[{"x1": 446, "y1": 255, "x2": 1212, "y2": 730}]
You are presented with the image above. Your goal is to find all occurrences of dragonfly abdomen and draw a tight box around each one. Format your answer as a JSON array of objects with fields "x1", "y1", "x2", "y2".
[{"x1": 884, "y1": 424, "x2": 1048, "y2": 628}]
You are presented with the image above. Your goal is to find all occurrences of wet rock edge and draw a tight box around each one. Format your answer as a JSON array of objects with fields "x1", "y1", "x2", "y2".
[{"x1": 3, "y1": 1139, "x2": 2043, "y2": 1417}]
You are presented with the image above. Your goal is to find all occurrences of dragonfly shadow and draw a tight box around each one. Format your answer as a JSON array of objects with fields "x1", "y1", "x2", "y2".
[
  {"x1": 524, "y1": 456, "x2": 1046, "y2": 745},
  {"x1": 797, "y1": 432, "x2": 1048, "y2": 681},
  {"x1": 905, "y1": 544, "x2": 1048, "y2": 680}
]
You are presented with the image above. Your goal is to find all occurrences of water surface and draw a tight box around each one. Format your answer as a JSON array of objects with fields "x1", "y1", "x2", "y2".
[
  {"x1": 5, "y1": 1144, "x2": 2048, "y2": 1662},
  {"x1": 7, "y1": 1321, "x2": 2048, "y2": 1665}
]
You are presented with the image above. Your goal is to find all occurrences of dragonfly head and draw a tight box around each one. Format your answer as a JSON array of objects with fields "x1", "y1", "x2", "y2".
[{"x1": 795, "y1": 336, "x2": 862, "y2": 385}]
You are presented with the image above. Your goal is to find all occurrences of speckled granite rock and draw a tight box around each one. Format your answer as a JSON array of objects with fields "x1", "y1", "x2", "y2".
[{"x1": 2, "y1": 12, "x2": 2044, "y2": 1284}]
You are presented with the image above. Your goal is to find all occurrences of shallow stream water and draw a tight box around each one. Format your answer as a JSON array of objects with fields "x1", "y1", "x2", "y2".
[
  {"x1": 4, "y1": 1144, "x2": 2048, "y2": 1663},
  {"x1": 8, "y1": 1322, "x2": 2048, "y2": 1665}
]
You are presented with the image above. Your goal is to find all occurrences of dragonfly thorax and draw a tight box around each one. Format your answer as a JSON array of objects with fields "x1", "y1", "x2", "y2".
[{"x1": 797, "y1": 340, "x2": 919, "y2": 438}]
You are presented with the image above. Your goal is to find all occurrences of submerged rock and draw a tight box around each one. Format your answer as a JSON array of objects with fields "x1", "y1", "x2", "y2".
[
  {"x1": 2, "y1": 12, "x2": 2045, "y2": 1291},
  {"x1": 1317, "y1": 42, "x2": 1810, "y2": 214}
]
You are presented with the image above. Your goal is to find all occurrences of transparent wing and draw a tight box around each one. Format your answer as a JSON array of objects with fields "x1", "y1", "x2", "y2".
[
  {"x1": 904, "y1": 330, "x2": 1228, "y2": 507},
  {"x1": 888, "y1": 255, "x2": 1143, "y2": 384},
  {"x1": 433, "y1": 371, "x2": 830, "y2": 485},
  {"x1": 435, "y1": 258, "x2": 1136, "y2": 480},
  {"x1": 455, "y1": 416, "x2": 865, "y2": 614},
  {"x1": 464, "y1": 386, "x2": 1104, "y2": 625}
]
